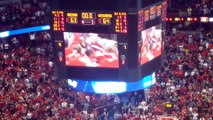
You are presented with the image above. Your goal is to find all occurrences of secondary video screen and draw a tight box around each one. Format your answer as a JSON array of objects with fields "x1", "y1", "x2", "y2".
[
  {"x1": 140, "y1": 23, "x2": 162, "y2": 65},
  {"x1": 64, "y1": 32, "x2": 119, "y2": 68}
]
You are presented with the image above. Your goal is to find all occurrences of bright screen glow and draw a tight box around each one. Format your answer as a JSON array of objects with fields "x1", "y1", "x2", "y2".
[
  {"x1": 209, "y1": 17, "x2": 213, "y2": 22},
  {"x1": 0, "y1": 25, "x2": 50, "y2": 38},
  {"x1": 0, "y1": 31, "x2": 9, "y2": 38},
  {"x1": 140, "y1": 24, "x2": 162, "y2": 65},
  {"x1": 92, "y1": 82, "x2": 126, "y2": 93},
  {"x1": 67, "y1": 79, "x2": 78, "y2": 88},
  {"x1": 67, "y1": 73, "x2": 156, "y2": 93},
  {"x1": 64, "y1": 32, "x2": 119, "y2": 68}
]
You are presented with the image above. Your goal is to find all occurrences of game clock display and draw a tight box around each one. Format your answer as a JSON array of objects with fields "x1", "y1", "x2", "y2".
[{"x1": 52, "y1": 11, "x2": 127, "y2": 33}]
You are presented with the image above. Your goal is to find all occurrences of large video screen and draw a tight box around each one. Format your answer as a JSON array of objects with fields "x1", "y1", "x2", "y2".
[
  {"x1": 140, "y1": 23, "x2": 162, "y2": 65},
  {"x1": 64, "y1": 32, "x2": 119, "y2": 68}
]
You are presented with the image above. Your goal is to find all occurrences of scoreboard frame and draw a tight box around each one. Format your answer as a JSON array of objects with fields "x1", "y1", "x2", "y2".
[
  {"x1": 51, "y1": 0, "x2": 167, "y2": 82},
  {"x1": 137, "y1": 1, "x2": 167, "y2": 78},
  {"x1": 51, "y1": 10, "x2": 130, "y2": 81}
]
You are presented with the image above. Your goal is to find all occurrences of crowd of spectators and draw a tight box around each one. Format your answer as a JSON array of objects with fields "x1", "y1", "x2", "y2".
[
  {"x1": 0, "y1": 0, "x2": 50, "y2": 31},
  {"x1": 167, "y1": 0, "x2": 213, "y2": 16},
  {"x1": 0, "y1": 33, "x2": 122, "y2": 119},
  {"x1": 98, "y1": 30, "x2": 213, "y2": 120},
  {"x1": 0, "y1": 28, "x2": 212, "y2": 119},
  {"x1": 143, "y1": 30, "x2": 213, "y2": 119},
  {"x1": 0, "y1": 0, "x2": 212, "y2": 120}
]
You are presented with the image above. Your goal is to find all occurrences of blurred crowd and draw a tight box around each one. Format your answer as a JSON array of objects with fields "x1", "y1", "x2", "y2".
[
  {"x1": 144, "y1": 31, "x2": 213, "y2": 119},
  {"x1": 0, "y1": 0, "x2": 50, "y2": 31},
  {"x1": 0, "y1": 28, "x2": 212, "y2": 119},
  {"x1": 167, "y1": 0, "x2": 213, "y2": 16},
  {"x1": 0, "y1": 0, "x2": 212, "y2": 120},
  {"x1": 0, "y1": 39, "x2": 125, "y2": 119},
  {"x1": 98, "y1": 30, "x2": 213, "y2": 120}
]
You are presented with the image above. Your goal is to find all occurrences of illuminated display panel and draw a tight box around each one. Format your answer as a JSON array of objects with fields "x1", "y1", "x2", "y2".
[
  {"x1": 138, "y1": 10, "x2": 144, "y2": 31},
  {"x1": 52, "y1": 11, "x2": 65, "y2": 31},
  {"x1": 150, "y1": 6, "x2": 156, "y2": 20},
  {"x1": 51, "y1": 1, "x2": 166, "y2": 82},
  {"x1": 81, "y1": 12, "x2": 96, "y2": 19},
  {"x1": 156, "y1": 4, "x2": 162, "y2": 17},
  {"x1": 140, "y1": 23, "x2": 162, "y2": 65},
  {"x1": 52, "y1": 10, "x2": 129, "y2": 81},
  {"x1": 114, "y1": 12, "x2": 127, "y2": 33},
  {"x1": 144, "y1": 10, "x2": 150, "y2": 21},
  {"x1": 162, "y1": 2, "x2": 167, "y2": 21},
  {"x1": 141, "y1": 1, "x2": 165, "y2": 23},
  {"x1": 52, "y1": 11, "x2": 127, "y2": 33},
  {"x1": 80, "y1": 12, "x2": 96, "y2": 25},
  {"x1": 67, "y1": 72, "x2": 156, "y2": 93},
  {"x1": 64, "y1": 32, "x2": 119, "y2": 68},
  {"x1": 67, "y1": 12, "x2": 78, "y2": 24},
  {"x1": 98, "y1": 14, "x2": 112, "y2": 25}
]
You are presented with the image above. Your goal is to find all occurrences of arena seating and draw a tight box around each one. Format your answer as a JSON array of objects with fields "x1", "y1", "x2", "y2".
[
  {"x1": 0, "y1": 29, "x2": 212, "y2": 119},
  {"x1": 0, "y1": 0, "x2": 212, "y2": 119},
  {"x1": 167, "y1": 0, "x2": 213, "y2": 16},
  {"x1": 0, "y1": 0, "x2": 50, "y2": 31}
]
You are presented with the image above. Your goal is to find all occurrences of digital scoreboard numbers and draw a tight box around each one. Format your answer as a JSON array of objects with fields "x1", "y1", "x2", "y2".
[
  {"x1": 81, "y1": 12, "x2": 96, "y2": 19},
  {"x1": 150, "y1": 6, "x2": 156, "y2": 20},
  {"x1": 114, "y1": 12, "x2": 127, "y2": 33},
  {"x1": 144, "y1": 10, "x2": 150, "y2": 21},
  {"x1": 52, "y1": 11, "x2": 128, "y2": 34},
  {"x1": 141, "y1": 1, "x2": 166, "y2": 23},
  {"x1": 52, "y1": 11, "x2": 65, "y2": 31},
  {"x1": 156, "y1": 5, "x2": 162, "y2": 17},
  {"x1": 162, "y1": 2, "x2": 167, "y2": 21},
  {"x1": 81, "y1": 12, "x2": 96, "y2": 25},
  {"x1": 98, "y1": 13, "x2": 112, "y2": 25},
  {"x1": 138, "y1": 10, "x2": 144, "y2": 31},
  {"x1": 67, "y1": 13, "x2": 78, "y2": 24}
]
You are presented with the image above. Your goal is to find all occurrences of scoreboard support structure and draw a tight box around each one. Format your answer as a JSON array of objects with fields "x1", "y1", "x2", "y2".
[{"x1": 51, "y1": 0, "x2": 167, "y2": 93}]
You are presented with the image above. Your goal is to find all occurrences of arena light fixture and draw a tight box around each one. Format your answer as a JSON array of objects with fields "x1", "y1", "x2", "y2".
[
  {"x1": 200, "y1": 17, "x2": 208, "y2": 22},
  {"x1": 187, "y1": 17, "x2": 192, "y2": 21},
  {"x1": 0, "y1": 25, "x2": 50, "y2": 38},
  {"x1": 209, "y1": 17, "x2": 213, "y2": 22},
  {"x1": 174, "y1": 17, "x2": 180, "y2": 21},
  {"x1": 0, "y1": 31, "x2": 9, "y2": 38}
]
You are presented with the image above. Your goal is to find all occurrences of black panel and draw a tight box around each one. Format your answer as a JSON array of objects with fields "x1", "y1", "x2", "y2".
[
  {"x1": 144, "y1": 17, "x2": 162, "y2": 29},
  {"x1": 128, "y1": 0, "x2": 137, "y2": 8},
  {"x1": 52, "y1": 0, "x2": 120, "y2": 10},
  {"x1": 65, "y1": 26, "x2": 113, "y2": 33},
  {"x1": 67, "y1": 67, "x2": 118, "y2": 81},
  {"x1": 141, "y1": 0, "x2": 163, "y2": 8},
  {"x1": 141, "y1": 56, "x2": 162, "y2": 78},
  {"x1": 127, "y1": 14, "x2": 138, "y2": 69}
]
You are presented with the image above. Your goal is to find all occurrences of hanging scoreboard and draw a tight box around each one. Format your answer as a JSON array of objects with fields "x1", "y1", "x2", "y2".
[{"x1": 51, "y1": 0, "x2": 166, "y2": 87}]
